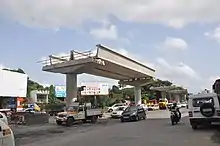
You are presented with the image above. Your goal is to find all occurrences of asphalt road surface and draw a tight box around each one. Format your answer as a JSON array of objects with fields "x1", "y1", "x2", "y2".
[{"x1": 15, "y1": 116, "x2": 220, "y2": 146}]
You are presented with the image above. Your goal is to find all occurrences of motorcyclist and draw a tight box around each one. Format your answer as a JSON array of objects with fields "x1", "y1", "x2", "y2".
[{"x1": 170, "y1": 102, "x2": 181, "y2": 119}]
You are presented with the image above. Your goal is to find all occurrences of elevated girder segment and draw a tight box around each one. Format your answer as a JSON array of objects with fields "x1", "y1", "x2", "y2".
[
  {"x1": 150, "y1": 86, "x2": 177, "y2": 92},
  {"x1": 96, "y1": 44, "x2": 155, "y2": 78},
  {"x1": 43, "y1": 58, "x2": 154, "y2": 80},
  {"x1": 119, "y1": 77, "x2": 155, "y2": 86}
]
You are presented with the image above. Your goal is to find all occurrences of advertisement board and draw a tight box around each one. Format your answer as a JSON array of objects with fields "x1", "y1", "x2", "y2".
[
  {"x1": 80, "y1": 82, "x2": 109, "y2": 96},
  {"x1": 0, "y1": 70, "x2": 28, "y2": 97},
  {"x1": 55, "y1": 85, "x2": 66, "y2": 97}
]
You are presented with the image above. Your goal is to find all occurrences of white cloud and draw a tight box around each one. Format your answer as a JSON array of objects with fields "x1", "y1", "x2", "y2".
[
  {"x1": 205, "y1": 26, "x2": 220, "y2": 43},
  {"x1": 90, "y1": 25, "x2": 118, "y2": 40},
  {"x1": 156, "y1": 58, "x2": 199, "y2": 80},
  {"x1": 155, "y1": 58, "x2": 200, "y2": 91},
  {"x1": 162, "y1": 37, "x2": 188, "y2": 51},
  {"x1": 2, "y1": 1, "x2": 220, "y2": 29}
]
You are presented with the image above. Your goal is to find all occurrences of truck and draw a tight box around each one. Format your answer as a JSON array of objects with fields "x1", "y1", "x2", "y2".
[{"x1": 55, "y1": 102, "x2": 103, "y2": 126}]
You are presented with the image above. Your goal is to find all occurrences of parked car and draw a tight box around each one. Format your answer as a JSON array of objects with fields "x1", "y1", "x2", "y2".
[
  {"x1": 111, "y1": 106, "x2": 127, "y2": 118},
  {"x1": 121, "y1": 105, "x2": 146, "y2": 122},
  {"x1": 137, "y1": 104, "x2": 148, "y2": 112},
  {"x1": 107, "y1": 103, "x2": 126, "y2": 112},
  {"x1": 180, "y1": 101, "x2": 187, "y2": 108},
  {"x1": 148, "y1": 104, "x2": 159, "y2": 111}
]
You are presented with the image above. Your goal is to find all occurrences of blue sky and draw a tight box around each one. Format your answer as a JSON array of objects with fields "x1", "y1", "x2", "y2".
[{"x1": 1, "y1": 0, "x2": 220, "y2": 93}]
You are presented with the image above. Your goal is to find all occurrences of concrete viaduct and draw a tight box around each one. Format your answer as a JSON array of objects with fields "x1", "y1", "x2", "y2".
[{"x1": 41, "y1": 44, "x2": 155, "y2": 106}]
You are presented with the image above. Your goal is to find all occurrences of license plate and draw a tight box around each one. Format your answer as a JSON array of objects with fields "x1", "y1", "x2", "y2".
[
  {"x1": 123, "y1": 116, "x2": 129, "y2": 118},
  {"x1": 203, "y1": 109, "x2": 212, "y2": 112}
]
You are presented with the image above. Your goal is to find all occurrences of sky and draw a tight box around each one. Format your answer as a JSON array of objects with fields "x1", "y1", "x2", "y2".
[{"x1": 1, "y1": 0, "x2": 220, "y2": 93}]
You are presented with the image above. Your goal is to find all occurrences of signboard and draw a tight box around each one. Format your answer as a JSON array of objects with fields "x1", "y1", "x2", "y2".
[
  {"x1": 0, "y1": 70, "x2": 28, "y2": 97},
  {"x1": 55, "y1": 85, "x2": 66, "y2": 97},
  {"x1": 80, "y1": 82, "x2": 109, "y2": 96}
]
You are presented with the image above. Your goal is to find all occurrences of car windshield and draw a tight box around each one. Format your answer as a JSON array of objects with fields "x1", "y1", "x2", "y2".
[
  {"x1": 116, "y1": 107, "x2": 125, "y2": 111},
  {"x1": 125, "y1": 106, "x2": 137, "y2": 112},
  {"x1": 66, "y1": 106, "x2": 78, "y2": 112},
  {"x1": 192, "y1": 97, "x2": 214, "y2": 107}
]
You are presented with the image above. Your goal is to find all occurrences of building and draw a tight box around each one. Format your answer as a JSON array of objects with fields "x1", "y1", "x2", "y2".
[{"x1": 30, "y1": 90, "x2": 49, "y2": 103}]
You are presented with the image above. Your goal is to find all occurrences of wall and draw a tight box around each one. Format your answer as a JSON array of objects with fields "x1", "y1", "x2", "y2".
[{"x1": 0, "y1": 70, "x2": 28, "y2": 97}]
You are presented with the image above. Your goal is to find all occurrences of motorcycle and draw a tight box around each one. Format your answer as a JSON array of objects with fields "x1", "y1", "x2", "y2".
[{"x1": 170, "y1": 109, "x2": 181, "y2": 125}]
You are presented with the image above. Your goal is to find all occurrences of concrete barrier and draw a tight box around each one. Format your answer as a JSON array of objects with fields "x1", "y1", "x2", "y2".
[
  {"x1": 11, "y1": 112, "x2": 49, "y2": 125},
  {"x1": 24, "y1": 113, "x2": 49, "y2": 125}
]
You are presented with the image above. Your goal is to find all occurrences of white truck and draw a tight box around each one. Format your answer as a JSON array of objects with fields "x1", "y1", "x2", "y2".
[{"x1": 55, "y1": 102, "x2": 103, "y2": 126}]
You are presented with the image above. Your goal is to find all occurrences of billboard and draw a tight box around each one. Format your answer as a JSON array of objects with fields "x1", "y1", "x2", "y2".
[
  {"x1": 55, "y1": 85, "x2": 66, "y2": 97},
  {"x1": 80, "y1": 82, "x2": 109, "y2": 96},
  {"x1": 0, "y1": 70, "x2": 28, "y2": 97}
]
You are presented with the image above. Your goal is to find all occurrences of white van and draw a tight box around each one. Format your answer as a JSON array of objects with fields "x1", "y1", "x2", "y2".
[
  {"x1": 188, "y1": 93, "x2": 220, "y2": 129},
  {"x1": 0, "y1": 119, "x2": 15, "y2": 146}
]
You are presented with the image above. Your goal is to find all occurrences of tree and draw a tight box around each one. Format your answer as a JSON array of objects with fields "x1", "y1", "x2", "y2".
[{"x1": 111, "y1": 85, "x2": 121, "y2": 94}]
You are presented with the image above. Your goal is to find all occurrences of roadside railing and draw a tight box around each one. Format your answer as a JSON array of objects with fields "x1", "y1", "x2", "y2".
[{"x1": 38, "y1": 50, "x2": 94, "y2": 67}]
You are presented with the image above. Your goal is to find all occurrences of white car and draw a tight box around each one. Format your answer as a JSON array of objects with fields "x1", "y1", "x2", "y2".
[
  {"x1": 137, "y1": 104, "x2": 148, "y2": 112},
  {"x1": 0, "y1": 112, "x2": 8, "y2": 125},
  {"x1": 148, "y1": 104, "x2": 159, "y2": 111},
  {"x1": 111, "y1": 106, "x2": 127, "y2": 118},
  {"x1": 177, "y1": 103, "x2": 182, "y2": 108},
  {"x1": 107, "y1": 103, "x2": 126, "y2": 112},
  {"x1": 188, "y1": 93, "x2": 220, "y2": 129},
  {"x1": 0, "y1": 119, "x2": 15, "y2": 146},
  {"x1": 180, "y1": 102, "x2": 187, "y2": 108}
]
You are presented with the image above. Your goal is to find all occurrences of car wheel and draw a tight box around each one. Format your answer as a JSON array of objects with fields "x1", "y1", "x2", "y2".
[
  {"x1": 191, "y1": 124, "x2": 198, "y2": 130},
  {"x1": 66, "y1": 118, "x2": 74, "y2": 127},
  {"x1": 109, "y1": 109, "x2": 113, "y2": 112},
  {"x1": 143, "y1": 115, "x2": 146, "y2": 120},
  {"x1": 121, "y1": 118, "x2": 124, "y2": 122},
  {"x1": 135, "y1": 116, "x2": 139, "y2": 121},
  {"x1": 91, "y1": 116, "x2": 98, "y2": 123},
  {"x1": 56, "y1": 121, "x2": 62, "y2": 125}
]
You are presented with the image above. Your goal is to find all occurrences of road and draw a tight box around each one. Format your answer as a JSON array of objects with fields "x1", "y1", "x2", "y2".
[{"x1": 14, "y1": 112, "x2": 220, "y2": 146}]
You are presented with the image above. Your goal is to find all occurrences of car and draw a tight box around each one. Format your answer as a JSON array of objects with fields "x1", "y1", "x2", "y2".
[
  {"x1": 111, "y1": 106, "x2": 127, "y2": 118},
  {"x1": 137, "y1": 104, "x2": 148, "y2": 112},
  {"x1": 121, "y1": 105, "x2": 146, "y2": 122},
  {"x1": 0, "y1": 119, "x2": 15, "y2": 146},
  {"x1": 0, "y1": 112, "x2": 8, "y2": 125},
  {"x1": 107, "y1": 103, "x2": 126, "y2": 112},
  {"x1": 180, "y1": 102, "x2": 187, "y2": 108},
  {"x1": 167, "y1": 103, "x2": 173, "y2": 109},
  {"x1": 188, "y1": 93, "x2": 220, "y2": 130},
  {"x1": 177, "y1": 102, "x2": 182, "y2": 108},
  {"x1": 148, "y1": 104, "x2": 159, "y2": 111}
]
